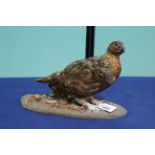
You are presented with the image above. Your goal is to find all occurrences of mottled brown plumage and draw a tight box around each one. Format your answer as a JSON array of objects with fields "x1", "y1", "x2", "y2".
[{"x1": 36, "y1": 41, "x2": 125, "y2": 99}]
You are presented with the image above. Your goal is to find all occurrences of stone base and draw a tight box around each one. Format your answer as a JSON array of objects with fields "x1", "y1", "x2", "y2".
[{"x1": 21, "y1": 94, "x2": 127, "y2": 120}]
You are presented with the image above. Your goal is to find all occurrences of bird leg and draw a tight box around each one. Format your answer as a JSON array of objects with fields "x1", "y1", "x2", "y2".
[
  {"x1": 85, "y1": 96, "x2": 100, "y2": 105},
  {"x1": 73, "y1": 97, "x2": 101, "y2": 112}
]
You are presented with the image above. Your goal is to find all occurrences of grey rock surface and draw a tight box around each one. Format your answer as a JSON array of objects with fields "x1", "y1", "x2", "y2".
[{"x1": 21, "y1": 94, "x2": 127, "y2": 120}]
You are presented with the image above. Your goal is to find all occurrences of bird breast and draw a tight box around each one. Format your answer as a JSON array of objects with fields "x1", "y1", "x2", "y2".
[{"x1": 109, "y1": 54, "x2": 121, "y2": 77}]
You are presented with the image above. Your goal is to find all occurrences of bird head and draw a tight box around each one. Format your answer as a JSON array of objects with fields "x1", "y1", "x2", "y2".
[{"x1": 107, "y1": 41, "x2": 125, "y2": 56}]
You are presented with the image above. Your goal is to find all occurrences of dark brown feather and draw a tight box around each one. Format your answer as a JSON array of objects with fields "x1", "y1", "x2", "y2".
[{"x1": 36, "y1": 41, "x2": 125, "y2": 98}]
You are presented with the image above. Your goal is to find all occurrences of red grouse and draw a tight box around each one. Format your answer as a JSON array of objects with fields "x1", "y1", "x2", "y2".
[{"x1": 36, "y1": 41, "x2": 125, "y2": 102}]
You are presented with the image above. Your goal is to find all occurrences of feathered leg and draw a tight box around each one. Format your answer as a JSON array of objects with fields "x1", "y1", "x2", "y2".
[{"x1": 73, "y1": 97, "x2": 100, "y2": 112}]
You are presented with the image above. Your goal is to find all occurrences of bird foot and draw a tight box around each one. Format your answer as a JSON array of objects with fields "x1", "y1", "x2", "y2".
[
  {"x1": 73, "y1": 97, "x2": 102, "y2": 112},
  {"x1": 86, "y1": 104, "x2": 100, "y2": 112}
]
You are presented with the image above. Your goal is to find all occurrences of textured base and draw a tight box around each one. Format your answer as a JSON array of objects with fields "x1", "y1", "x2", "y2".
[{"x1": 21, "y1": 94, "x2": 127, "y2": 120}]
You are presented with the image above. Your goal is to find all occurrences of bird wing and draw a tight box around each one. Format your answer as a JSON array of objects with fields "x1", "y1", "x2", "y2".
[{"x1": 58, "y1": 57, "x2": 114, "y2": 97}]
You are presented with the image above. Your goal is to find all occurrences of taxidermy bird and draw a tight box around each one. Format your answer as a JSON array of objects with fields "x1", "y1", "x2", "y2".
[{"x1": 36, "y1": 41, "x2": 125, "y2": 109}]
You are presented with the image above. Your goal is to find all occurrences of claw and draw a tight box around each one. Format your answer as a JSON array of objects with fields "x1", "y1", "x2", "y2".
[
  {"x1": 73, "y1": 97, "x2": 102, "y2": 112},
  {"x1": 87, "y1": 104, "x2": 100, "y2": 112}
]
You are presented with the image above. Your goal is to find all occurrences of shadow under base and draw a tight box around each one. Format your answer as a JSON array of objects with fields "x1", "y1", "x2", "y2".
[{"x1": 21, "y1": 94, "x2": 127, "y2": 120}]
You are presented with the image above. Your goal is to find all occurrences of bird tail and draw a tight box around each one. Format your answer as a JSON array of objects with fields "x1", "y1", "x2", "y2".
[{"x1": 35, "y1": 76, "x2": 51, "y2": 83}]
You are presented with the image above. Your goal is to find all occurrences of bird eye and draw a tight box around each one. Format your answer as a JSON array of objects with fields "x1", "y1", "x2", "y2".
[{"x1": 114, "y1": 43, "x2": 118, "y2": 46}]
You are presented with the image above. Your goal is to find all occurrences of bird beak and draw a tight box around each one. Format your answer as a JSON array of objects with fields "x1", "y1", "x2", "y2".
[{"x1": 120, "y1": 48, "x2": 125, "y2": 54}]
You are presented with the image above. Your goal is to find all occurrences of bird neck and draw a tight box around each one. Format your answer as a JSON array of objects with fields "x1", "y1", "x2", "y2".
[
  {"x1": 106, "y1": 51, "x2": 121, "y2": 78},
  {"x1": 106, "y1": 51, "x2": 120, "y2": 58}
]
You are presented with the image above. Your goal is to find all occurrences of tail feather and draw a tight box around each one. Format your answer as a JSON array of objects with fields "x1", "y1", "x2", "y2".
[{"x1": 35, "y1": 76, "x2": 51, "y2": 83}]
